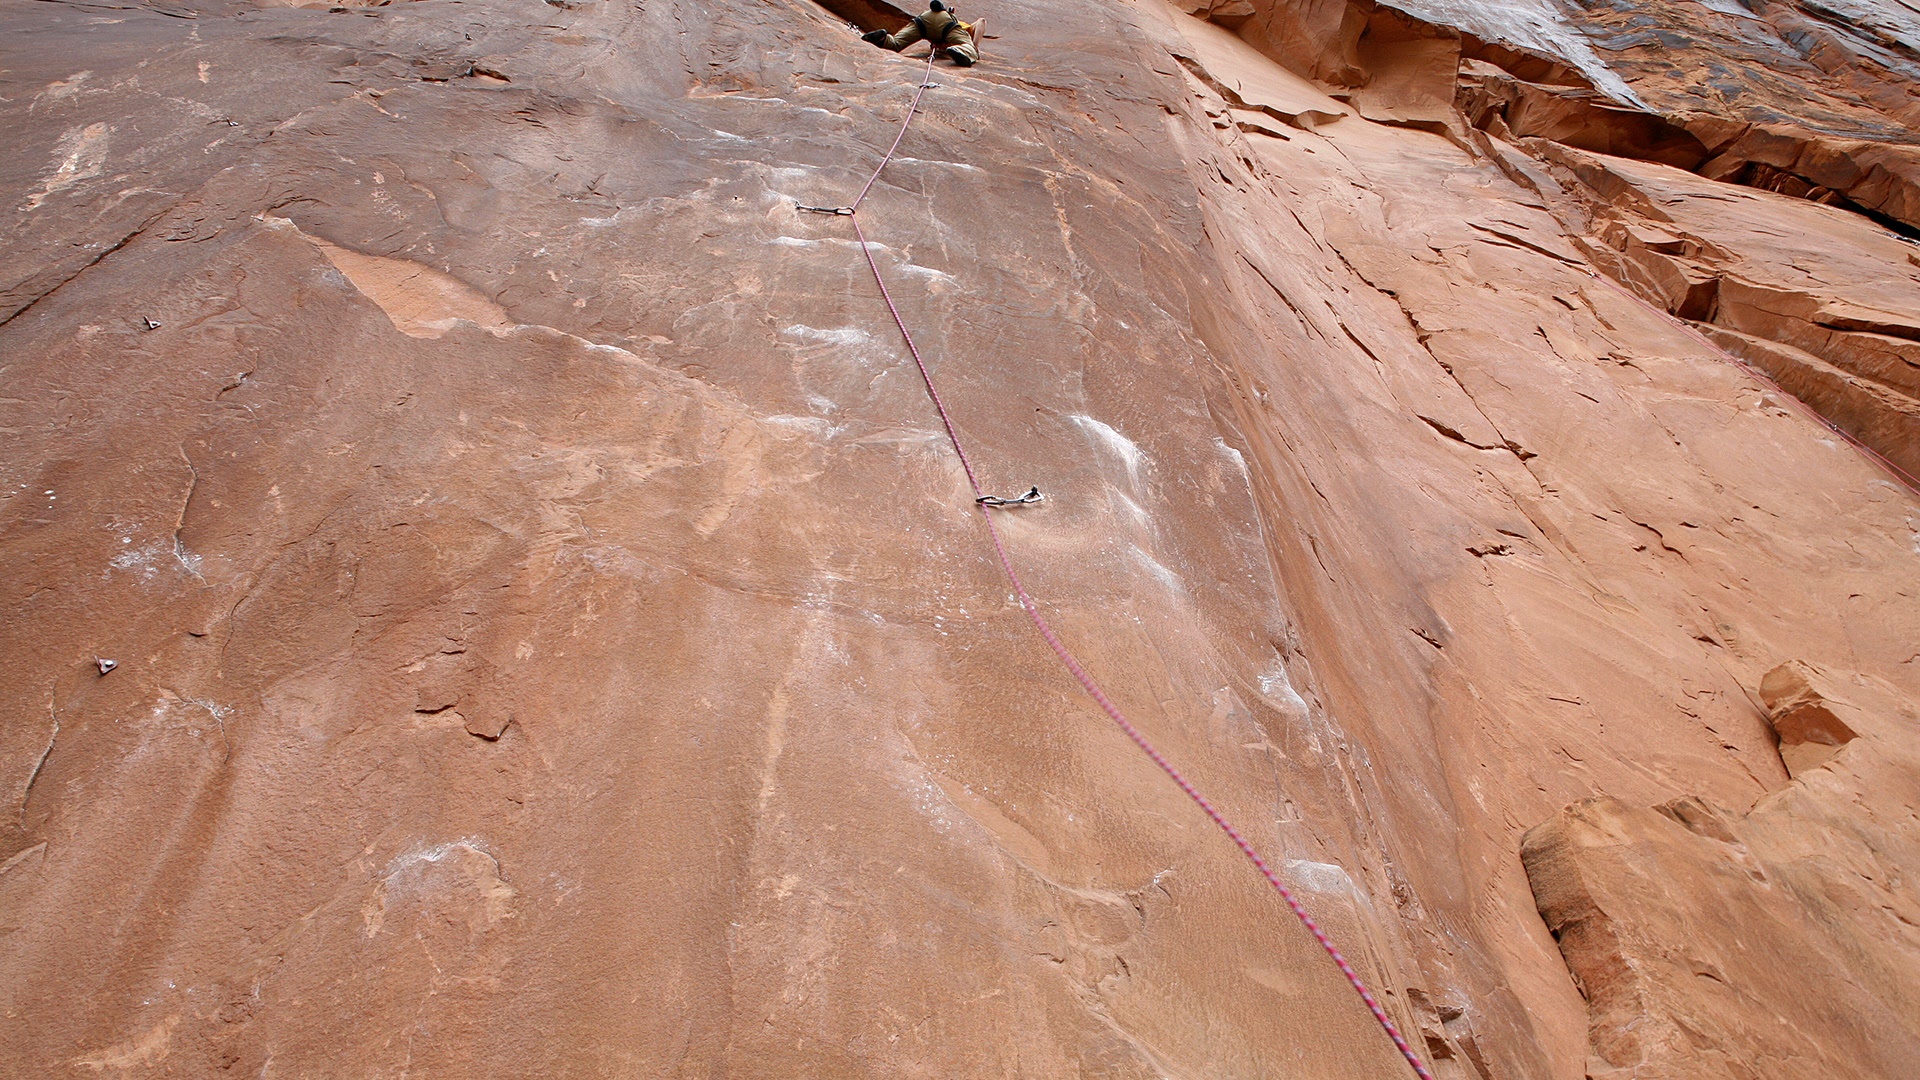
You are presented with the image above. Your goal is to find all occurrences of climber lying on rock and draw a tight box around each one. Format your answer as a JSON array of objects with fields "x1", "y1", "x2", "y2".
[{"x1": 861, "y1": 1, "x2": 980, "y2": 66}]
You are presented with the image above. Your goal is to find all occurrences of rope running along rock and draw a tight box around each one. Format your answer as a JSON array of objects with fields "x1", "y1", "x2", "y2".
[{"x1": 802, "y1": 45, "x2": 1439, "y2": 1080}]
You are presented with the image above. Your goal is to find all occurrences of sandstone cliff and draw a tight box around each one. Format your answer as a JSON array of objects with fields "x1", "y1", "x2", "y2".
[{"x1": 2, "y1": 0, "x2": 1916, "y2": 1076}]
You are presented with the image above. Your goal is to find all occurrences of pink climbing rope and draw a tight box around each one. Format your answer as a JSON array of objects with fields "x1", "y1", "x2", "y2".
[
  {"x1": 1587, "y1": 270, "x2": 1920, "y2": 497},
  {"x1": 849, "y1": 57, "x2": 939, "y2": 212},
  {"x1": 818, "y1": 48, "x2": 1437, "y2": 1080}
]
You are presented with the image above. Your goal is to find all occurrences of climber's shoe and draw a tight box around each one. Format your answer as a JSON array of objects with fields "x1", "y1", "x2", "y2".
[{"x1": 861, "y1": 29, "x2": 889, "y2": 46}]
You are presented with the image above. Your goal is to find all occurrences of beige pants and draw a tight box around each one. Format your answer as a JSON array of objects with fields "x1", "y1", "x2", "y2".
[{"x1": 882, "y1": 19, "x2": 977, "y2": 63}]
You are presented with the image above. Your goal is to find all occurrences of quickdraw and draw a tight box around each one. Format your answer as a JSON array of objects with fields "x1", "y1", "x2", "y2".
[{"x1": 976, "y1": 486, "x2": 1043, "y2": 507}]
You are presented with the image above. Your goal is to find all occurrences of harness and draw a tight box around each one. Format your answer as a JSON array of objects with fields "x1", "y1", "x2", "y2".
[{"x1": 912, "y1": 10, "x2": 965, "y2": 46}]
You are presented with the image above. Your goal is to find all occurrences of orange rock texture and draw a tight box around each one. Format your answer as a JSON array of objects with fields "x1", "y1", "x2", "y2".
[{"x1": 2, "y1": 0, "x2": 1916, "y2": 1076}]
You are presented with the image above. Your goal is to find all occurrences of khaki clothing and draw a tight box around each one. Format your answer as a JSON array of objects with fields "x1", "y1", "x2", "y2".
[{"x1": 879, "y1": 10, "x2": 978, "y2": 62}]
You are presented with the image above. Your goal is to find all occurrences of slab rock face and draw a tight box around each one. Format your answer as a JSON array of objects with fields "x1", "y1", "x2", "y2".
[
  {"x1": 1190, "y1": 0, "x2": 1920, "y2": 478},
  {"x1": 3, "y1": 0, "x2": 1920, "y2": 1077},
  {"x1": 1524, "y1": 666, "x2": 1920, "y2": 1078},
  {"x1": 1525, "y1": 785, "x2": 1920, "y2": 1076}
]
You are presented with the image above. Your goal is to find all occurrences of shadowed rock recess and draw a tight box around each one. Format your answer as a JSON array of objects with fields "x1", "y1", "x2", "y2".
[{"x1": 2, "y1": 0, "x2": 1916, "y2": 1075}]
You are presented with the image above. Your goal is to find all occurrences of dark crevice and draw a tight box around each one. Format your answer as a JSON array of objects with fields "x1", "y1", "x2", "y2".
[{"x1": 803, "y1": 0, "x2": 911, "y2": 33}]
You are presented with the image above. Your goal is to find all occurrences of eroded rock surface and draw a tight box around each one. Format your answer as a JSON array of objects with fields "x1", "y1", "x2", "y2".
[
  {"x1": 1758, "y1": 660, "x2": 1863, "y2": 776},
  {"x1": 1, "y1": 0, "x2": 1916, "y2": 1076},
  {"x1": 1524, "y1": 673, "x2": 1920, "y2": 1079}
]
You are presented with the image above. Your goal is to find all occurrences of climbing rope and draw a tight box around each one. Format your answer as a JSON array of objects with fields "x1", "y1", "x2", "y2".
[{"x1": 805, "y1": 49, "x2": 1437, "y2": 1080}]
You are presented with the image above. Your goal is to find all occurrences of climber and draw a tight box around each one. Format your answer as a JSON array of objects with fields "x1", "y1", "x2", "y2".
[{"x1": 861, "y1": 0, "x2": 980, "y2": 66}]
